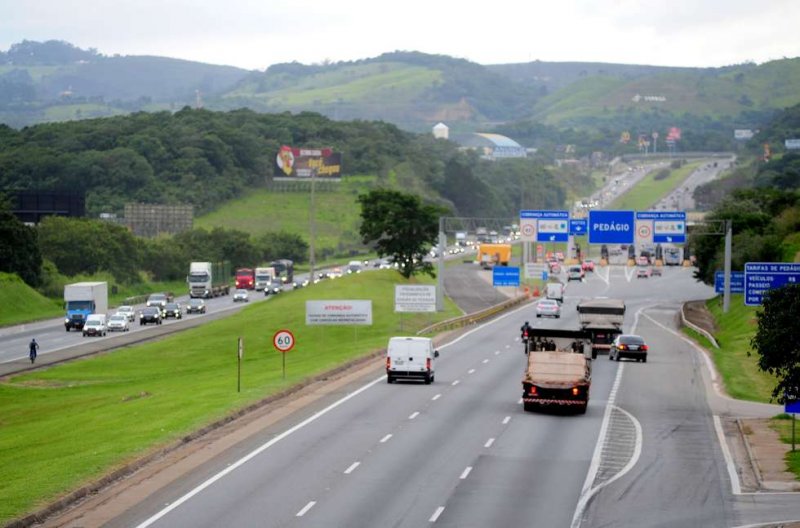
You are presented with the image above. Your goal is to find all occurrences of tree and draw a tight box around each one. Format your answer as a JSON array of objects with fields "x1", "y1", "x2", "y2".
[
  {"x1": 751, "y1": 284, "x2": 800, "y2": 402},
  {"x1": 0, "y1": 198, "x2": 42, "y2": 286},
  {"x1": 358, "y1": 189, "x2": 446, "y2": 279}
]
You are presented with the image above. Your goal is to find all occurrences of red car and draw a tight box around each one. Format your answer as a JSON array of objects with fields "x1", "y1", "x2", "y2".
[{"x1": 581, "y1": 259, "x2": 595, "y2": 272}]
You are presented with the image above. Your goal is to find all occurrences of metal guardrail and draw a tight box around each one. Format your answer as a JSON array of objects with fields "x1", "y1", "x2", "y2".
[
  {"x1": 680, "y1": 303, "x2": 720, "y2": 349},
  {"x1": 417, "y1": 294, "x2": 532, "y2": 335}
]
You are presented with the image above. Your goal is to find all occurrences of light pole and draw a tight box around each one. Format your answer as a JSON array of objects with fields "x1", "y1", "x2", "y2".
[{"x1": 309, "y1": 168, "x2": 317, "y2": 282}]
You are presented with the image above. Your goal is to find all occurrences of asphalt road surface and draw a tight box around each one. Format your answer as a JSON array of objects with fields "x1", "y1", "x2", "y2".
[{"x1": 89, "y1": 264, "x2": 799, "y2": 528}]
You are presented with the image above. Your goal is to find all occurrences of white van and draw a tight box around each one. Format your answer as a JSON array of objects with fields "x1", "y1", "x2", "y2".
[
  {"x1": 82, "y1": 314, "x2": 107, "y2": 337},
  {"x1": 546, "y1": 282, "x2": 564, "y2": 303},
  {"x1": 386, "y1": 336, "x2": 439, "y2": 384}
]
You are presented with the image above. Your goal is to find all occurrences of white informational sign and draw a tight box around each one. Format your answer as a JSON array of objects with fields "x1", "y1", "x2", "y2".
[
  {"x1": 635, "y1": 220, "x2": 653, "y2": 244},
  {"x1": 734, "y1": 129, "x2": 755, "y2": 140},
  {"x1": 395, "y1": 285, "x2": 436, "y2": 313},
  {"x1": 786, "y1": 139, "x2": 800, "y2": 150},
  {"x1": 519, "y1": 219, "x2": 537, "y2": 242},
  {"x1": 525, "y1": 262, "x2": 547, "y2": 279},
  {"x1": 306, "y1": 300, "x2": 373, "y2": 325}
]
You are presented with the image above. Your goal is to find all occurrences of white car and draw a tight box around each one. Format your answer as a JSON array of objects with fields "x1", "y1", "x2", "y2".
[
  {"x1": 536, "y1": 299, "x2": 561, "y2": 318},
  {"x1": 233, "y1": 289, "x2": 249, "y2": 302},
  {"x1": 107, "y1": 313, "x2": 130, "y2": 332},
  {"x1": 82, "y1": 314, "x2": 107, "y2": 337},
  {"x1": 116, "y1": 305, "x2": 136, "y2": 322}
]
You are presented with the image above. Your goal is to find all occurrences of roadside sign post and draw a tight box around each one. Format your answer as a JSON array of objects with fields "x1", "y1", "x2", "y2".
[
  {"x1": 237, "y1": 337, "x2": 243, "y2": 393},
  {"x1": 273, "y1": 329, "x2": 296, "y2": 380},
  {"x1": 786, "y1": 399, "x2": 800, "y2": 451}
]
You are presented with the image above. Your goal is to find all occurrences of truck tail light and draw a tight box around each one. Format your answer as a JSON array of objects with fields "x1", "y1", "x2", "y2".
[
  {"x1": 386, "y1": 357, "x2": 391, "y2": 369},
  {"x1": 529, "y1": 385, "x2": 538, "y2": 396},
  {"x1": 572, "y1": 387, "x2": 580, "y2": 396},
  {"x1": 426, "y1": 358, "x2": 431, "y2": 371}
]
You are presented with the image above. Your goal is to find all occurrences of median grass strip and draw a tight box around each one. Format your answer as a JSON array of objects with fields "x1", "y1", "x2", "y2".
[
  {"x1": 0, "y1": 271, "x2": 460, "y2": 524},
  {"x1": 609, "y1": 161, "x2": 702, "y2": 211},
  {"x1": 769, "y1": 415, "x2": 800, "y2": 479}
]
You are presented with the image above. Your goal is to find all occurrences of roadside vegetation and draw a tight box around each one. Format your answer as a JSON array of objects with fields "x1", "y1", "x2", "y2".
[
  {"x1": 0, "y1": 271, "x2": 462, "y2": 524},
  {"x1": 769, "y1": 415, "x2": 800, "y2": 479},
  {"x1": 0, "y1": 273, "x2": 62, "y2": 326}
]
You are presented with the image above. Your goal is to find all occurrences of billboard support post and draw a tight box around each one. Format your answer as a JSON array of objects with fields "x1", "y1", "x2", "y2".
[
  {"x1": 437, "y1": 217, "x2": 445, "y2": 311},
  {"x1": 723, "y1": 220, "x2": 732, "y2": 313}
]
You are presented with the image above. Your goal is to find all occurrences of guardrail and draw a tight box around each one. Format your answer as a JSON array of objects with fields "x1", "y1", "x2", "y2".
[
  {"x1": 680, "y1": 303, "x2": 719, "y2": 349},
  {"x1": 417, "y1": 294, "x2": 532, "y2": 335}
]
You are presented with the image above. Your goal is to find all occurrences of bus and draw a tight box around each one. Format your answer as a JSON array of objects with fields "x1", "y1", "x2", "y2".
[{"x1": 270, "y1": 259, "x2": 294, "y2": 284}]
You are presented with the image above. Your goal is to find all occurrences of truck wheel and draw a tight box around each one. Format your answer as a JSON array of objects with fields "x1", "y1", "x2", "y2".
[
  {"x1": 65, "y1": 326, "x2": 70, "y2": 332},
  {"x1": 424, "y1": 374, "x2": 432, "y2": 385},
  {"x1": 387, "y1": 375, "x2": 394, "y2": 384}
]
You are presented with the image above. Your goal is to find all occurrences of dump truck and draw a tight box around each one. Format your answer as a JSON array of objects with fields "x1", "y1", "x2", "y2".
[
  {"x1": 577, "y1": 298, "x2": 625, "y2": 359},
  {"x1": 521, "y1": 328, "x2": 592, "y2": 414},
  {"x1": 477, "y1": 243, "x2": 512, "y2": 269}
]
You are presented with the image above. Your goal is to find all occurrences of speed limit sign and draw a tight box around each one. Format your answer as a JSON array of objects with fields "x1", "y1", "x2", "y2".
[{"x1": 273, "y1": 329, "x2": 295, "y2": 353}]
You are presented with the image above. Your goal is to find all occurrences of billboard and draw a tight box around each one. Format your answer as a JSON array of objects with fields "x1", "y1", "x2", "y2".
[
  {"x1": 734, "y1": 129, "x2": 755, "y2": 140},
  {"x1": 275, "y1": 146, "x2": 342, "y2": 179},
  {"x1": 306, "y1": 300, "x2": 372, "y2": 325}
]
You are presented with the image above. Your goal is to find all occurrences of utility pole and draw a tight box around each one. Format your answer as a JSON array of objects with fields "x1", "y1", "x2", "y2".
[
  {"x1": 437, "y1": 217, "x2": 445, "y2": 311},
  {"x1": 309, "y1": 168, "x2": 317, "y2": 283},
  {"x1": 723, "y1": 219, "x2": 732, "y2": 313}
]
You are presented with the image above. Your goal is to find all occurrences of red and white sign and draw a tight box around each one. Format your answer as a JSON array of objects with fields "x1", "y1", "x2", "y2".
[
  {"x1": 306, "y1": 300, "x2": 373, "y2": 325},
  {"x1": 520, "y1": 219, "x2": 536, "y2": 242},
  {"x1": 635, "y1": 220, "x2": 653, "y2": 243},
  {"x1": 273, "y1": 329, "x2": 295, "y2": 353}
]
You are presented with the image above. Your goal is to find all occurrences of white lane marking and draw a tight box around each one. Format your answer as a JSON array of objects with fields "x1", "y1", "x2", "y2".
[
  {"x1": 624, "y1": 266, "x2": 635, "y2": 282},
  {"x1": 429, "y1": 506, "x2": 445, "y2": 522},
  {"x1": 484, "y1": 438, "x2": 495, "y2": 448},
  {"x1": 344, "y1": 461, "x2": 360, "y2": 475},
  {"x1": 505, "y1": 344, "x2": 510, "y2": 349},
  {"x1": 460, "y1": 466, "x2": 473, "y2": 479},
  {"x1": 452, "y1": 380, "x2": 460, "y2": 386},
  {"x1": 517, "y1": 398, "x2": 523, "y2": 404},
  {"x1": 132, "y1": 374, "x2": 385, "y2": 528},
  {"x1": 494, "y1": 350, "x2": 500, "y2": 355},
  {"x1": 713, "y1": 415, "x2": 742, "y2": 495},
  {"x1": 296, "y1": 501, "x2": 316, "y2": 517},
  {"x1": 572, "y1": 402, "x2": 643, "y2": 528},
  {"x1": 409, "y1": 411, "x2": 420, "y2": 420},
  {"x1": 596, "y1": 266, "x2": 610, "y2": 286},
  {"x1": 432, "y1": 393, "x2": 441, "y2": 401},
  {"x1": 482, "y1": 359, "x2": 489, "y2": 364},
  {"x1": 468, "y1": 368, "x2": 476, "y2": 375},
  {"x1": 380, "y1": 434, "x2": 392, "y2": 443},
  {"x1": 502, "y1": 416, "x2": 511, "y2": 425},
  {"x1": 571, "y1": 362, "x2": 625, "y2": 528}
]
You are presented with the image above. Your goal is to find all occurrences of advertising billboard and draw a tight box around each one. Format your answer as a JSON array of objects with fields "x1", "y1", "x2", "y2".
[{"x1": 275, "y1": 146, "x2": 342, "y2": 179}]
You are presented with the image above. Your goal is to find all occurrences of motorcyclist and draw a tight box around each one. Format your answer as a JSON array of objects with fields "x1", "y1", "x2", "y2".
[{"x1": 520, "y1": 321, "x2": 532, "y2": 353}]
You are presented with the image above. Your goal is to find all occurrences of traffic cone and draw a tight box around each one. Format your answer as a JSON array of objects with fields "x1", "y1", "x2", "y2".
[{"x1": 533, "y1": 286, "x2": 540, "y2": 297}]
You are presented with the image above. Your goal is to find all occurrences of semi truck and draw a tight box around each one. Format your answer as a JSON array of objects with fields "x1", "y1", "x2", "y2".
[
  {"x1": 187, "y1": 261, "x2": 231, "y2": 298},
  {"x1": 254, "y1": 267, "x2": 276, "y2": 291},
  {"x1": 64, "y1": 281, "x2": 108, "y2": 332},
  {"x1": 235, "y1": 267, "x2": 255, "y2": 290},
  {"x1": 477, "y1": 243, "x2": 512, "y2": 269},
  {"x1": 577, "y1": 298, "x2": 626, "y2": 359},
  {"x1": 521, "y1": 328, "x2": 592, "y2": 414}
]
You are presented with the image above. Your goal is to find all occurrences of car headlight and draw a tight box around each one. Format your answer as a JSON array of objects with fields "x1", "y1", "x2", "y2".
[{"x1": 65, "y1": 318, "x2": 70, "y2": 323}]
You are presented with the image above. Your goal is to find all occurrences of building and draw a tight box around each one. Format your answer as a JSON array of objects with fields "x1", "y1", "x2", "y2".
[
  {"x1": 455, "y1": 133, "x2": 527, "y2": 160},
  {"x1": 432, "y1": 122, "x2": 449, "y2": 139}
]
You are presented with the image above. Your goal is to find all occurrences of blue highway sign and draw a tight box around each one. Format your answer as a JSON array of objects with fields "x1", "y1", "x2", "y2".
[
  {"x1": 714, "y1": 271, "x2": 744, "y2": 294},
  {"x1": 520, "y1": 210, "x2": 570, "y2": 242},
  {"x1": 786, "y1": 399, "x2": 800, "y2": 414},
  {"x1": 744, "y1": 262, "x2": 800, "y2": 306},
  {"x1": 588, "y1": 210, "x2": 635, "y2": 244},
  {"x1": 493, "y1": 266, "x2": 520, "y2": 287},
  {"x1": 636, "y1": 211, "x2": 687, "y2": 243},
  {"x1": 570, "y1": 219, "x2": 588, "y2": 236}
]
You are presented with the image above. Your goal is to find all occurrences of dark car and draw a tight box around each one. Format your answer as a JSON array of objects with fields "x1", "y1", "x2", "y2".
[
  {"x1": 139, "y1": 306, "x2": 162, "y2": 326},
  {"x1": 163, "y1": 302, "x2": 182, "y2": 319},
  {"x1": 186, "y1": 298, "x2": 206, "y2": 314},
  {"x1": 610, "y1": 334, "x2": 648, "y2": 362}
]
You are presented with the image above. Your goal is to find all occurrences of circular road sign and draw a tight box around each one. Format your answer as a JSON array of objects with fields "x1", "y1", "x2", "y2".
[
  {"x1": 637, "y1": 223, "x2": 652, "y2": 239},
  {"x1": 273, "y1": 330, "x2": 295, "y2": 353}
]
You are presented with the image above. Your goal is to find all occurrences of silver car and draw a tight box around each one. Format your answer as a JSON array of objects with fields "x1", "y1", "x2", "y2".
[
  {"x1": 233, "y1": 289, "x2": 249, "y2": 302},
  {"x1": 536, "y1": 299, "x2": 561, "y2": 318},
  {"x1": 107, "y1": 313, "x2": 130, "y2": 332},
  {"x1": 116, "y1": 305, "x2": 136, "y2": 322}
]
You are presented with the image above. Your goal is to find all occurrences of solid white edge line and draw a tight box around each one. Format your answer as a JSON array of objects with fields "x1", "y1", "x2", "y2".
[
  {"x1": 460, "y1": 466, "x2": 473, "y2": 479},
  {"x1": 133, "y1": 287, "x2": 545, "y2": 527},
  {"x1": 570, "y1": 362, "x2": 625, "y2": 528},
  {"x1": 429, "y1": 506, "x2": 445, "y2": 522},
  {"x1": 296, "y1": 500, "x2": 316, "y2": 517},
  {"x1": 133, "y1": 375, "x2": 385, "y2": 528},
  {"x1": 713, "y1": 415, "x2": 742, "y2": 495},
  {"x1": 344, "y1": 461, "x2": 360, "y2": 475},
  {"x1": 732, "y1": 521, "x2": 800, "y2": 528}
]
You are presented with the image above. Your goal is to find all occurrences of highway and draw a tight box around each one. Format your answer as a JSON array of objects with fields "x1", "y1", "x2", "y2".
[{"x1": 56, "y1": 263, "x2": 793, "y2": 528}]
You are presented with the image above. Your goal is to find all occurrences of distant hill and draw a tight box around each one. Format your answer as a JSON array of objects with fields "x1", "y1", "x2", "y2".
[{"x1": 0, "y1": 40, "x2": 250, "y2": 127}]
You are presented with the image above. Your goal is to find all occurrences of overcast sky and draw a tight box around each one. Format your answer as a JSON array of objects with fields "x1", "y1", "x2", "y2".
[{"x1": 1, "y1": 0, "x2": 797, "y2": 71}]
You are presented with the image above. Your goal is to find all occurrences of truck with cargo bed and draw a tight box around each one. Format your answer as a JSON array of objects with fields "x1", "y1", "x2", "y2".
[
  {"x1": 188, "y1": 261, "x2": 231, "y2": 298},
  {"x1": 64, "y1": 282, "x2": 108, "y2": 332},
  {"x1": 577, "y1": 298, "x2": 625, "y2": 359},
  {"x1": 477, "y1": 243, "x2": 512, "y2": 269},
  {"x1": 522, "y1": 328, "x2": 592, "y2": 414}
]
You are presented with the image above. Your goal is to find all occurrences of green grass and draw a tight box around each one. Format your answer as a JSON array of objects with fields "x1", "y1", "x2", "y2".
[
  {"x1": 0, "y1": 273, "x2": 63, "y2": 327},
  {"x1": 700, "y1": 294, "x2": 778, "y2": 403},
  {"x1": 42, "y1": 103, "x2": 124, "y2": 122},
  {"x1": 769, "y1": 415, "x2": 800, "y2": 479},
  {"x1": 608, "y1": 162, "x2": 702, "y2": 211},
  {"x1": 195, "y1": 176, "x2": 374, "y2": 252},
  {"x1": 0, "y1": 271, "x2": 460, "y2": 524}
]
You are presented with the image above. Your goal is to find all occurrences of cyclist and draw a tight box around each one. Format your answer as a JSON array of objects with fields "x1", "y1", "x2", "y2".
[{"x1": 29, "y1": 338, "x2": 39, "y2": 364}]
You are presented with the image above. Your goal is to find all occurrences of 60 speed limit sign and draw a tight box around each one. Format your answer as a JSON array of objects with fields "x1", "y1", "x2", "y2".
[{"x1": 273, "y1": 329, "x2": 295, "y2": 353}]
